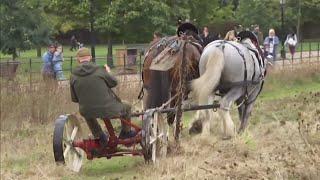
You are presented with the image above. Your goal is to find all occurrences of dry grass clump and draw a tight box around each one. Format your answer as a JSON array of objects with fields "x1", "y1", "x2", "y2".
[
  {"x1": 0, "y1": 73, "x2": 142, "y2": 130},
  {"x1": 1, "y1": 65, "x2": 319, "y2": 179},
  {"x1": 265, "y1": 64, "x2": 320, "y2": 89},
  {"x1": 136, "y1": 92, "x2": 319, "y2": 179},
  {"x1": 1, "y1": 81, "x2": 77, "y2": 130},
  {"x1": 0, "y1": 74, "x2": 142, "y2": 179}
]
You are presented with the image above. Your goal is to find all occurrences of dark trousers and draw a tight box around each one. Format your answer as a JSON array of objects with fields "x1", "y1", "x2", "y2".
[
  {"x1": 84, "y1": 118, "x2": 132, "y2": 138},
  {"x1": 84, "y1": 103, "x2": 132, "y2": 138}
]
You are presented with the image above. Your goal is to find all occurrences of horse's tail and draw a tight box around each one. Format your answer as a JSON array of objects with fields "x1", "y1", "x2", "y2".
[{"x1": 192, "y1": 47, "x2": 224, "y2": 104}]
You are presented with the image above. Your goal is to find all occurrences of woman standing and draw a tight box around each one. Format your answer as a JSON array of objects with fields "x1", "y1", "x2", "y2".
[
  {"x1": 263, "y1": 29, "x2": 280, "y2": 63},
  {"x1": 42, "y1": 43, "x2": 56, "y2": 80},
  {"x1": 224, "y1": 30, "x2": 238, "y2": 41},
  {"x1": 284, "y1": 31, "x2": 298, "y2": 60},
  {"x1": 52, "y1": 44, "x2": 66, "y2": 80}
]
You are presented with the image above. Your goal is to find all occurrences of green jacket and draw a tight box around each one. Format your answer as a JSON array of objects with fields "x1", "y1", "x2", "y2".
[{"x1": 70, "y1": 62, "x2": 127, "y2": 119}]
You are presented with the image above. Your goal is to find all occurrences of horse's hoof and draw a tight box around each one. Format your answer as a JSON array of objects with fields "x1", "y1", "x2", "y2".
[
  {"x1": 189, "y1": 126, "x2": 201, "y2": 135},
  {"x1": 237, "y1": 128, "x2": 244, "y2": 134},
  {"x1": 189, "y1": 119, "x2": 203, "y2": 135},
  {"x1": 238, "y1": 126, "x2": 246, "y2": 134}
]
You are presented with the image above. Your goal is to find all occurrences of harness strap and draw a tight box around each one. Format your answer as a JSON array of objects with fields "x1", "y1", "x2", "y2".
[
  {"x1": 215, "y1": 41, "x2": 267, "y2": 104},
  {"x1": 216, "y1": 80, "x2": 261, "y2": 90},
  {"x1": 138, "y1": 86, "x2": 144, "y2": 100},
  {"x1": 222, "y1": 41, "x2": 248, "y2": 99},
  {"x1": 247, "y1": 47, "x2": 264, "y2": 80},
  {"x1": 189, "y1": 41, "x2": 203, "y2": 54},
  {"x1": 245, "y1": 80, "x2": 265, "y2": 105},
  {"x1": 250, "y1": 54, "x2": 256, "y2": 82}
]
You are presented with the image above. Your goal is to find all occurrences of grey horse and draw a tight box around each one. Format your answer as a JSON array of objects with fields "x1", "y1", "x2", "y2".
[{"x1": 190, "y1": 36, "x2": 266, "y2": 139}]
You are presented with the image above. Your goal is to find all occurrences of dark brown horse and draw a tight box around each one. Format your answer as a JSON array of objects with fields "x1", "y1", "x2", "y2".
[{"x1": 142, "y1": 33, "x2": 202, "y2": 124}]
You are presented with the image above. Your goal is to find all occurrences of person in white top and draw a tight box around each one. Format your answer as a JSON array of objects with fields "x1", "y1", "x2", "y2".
[{"x1": 284, "y1": 31, "x2": 298, "y2": 60}]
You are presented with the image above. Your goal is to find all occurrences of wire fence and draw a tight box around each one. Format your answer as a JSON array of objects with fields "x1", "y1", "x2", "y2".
[
  {"x1": 1, "y1": 41, "x2": 320, "y2": 90},
  {"x1": 274, "y1": 41, "x2": 320, "y2": 68},
  {"x1": 0, "y1": 54, "x2": 144, "y2": 97}
]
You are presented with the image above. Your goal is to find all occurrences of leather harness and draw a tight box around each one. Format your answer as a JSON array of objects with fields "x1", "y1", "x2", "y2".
[{"x1": 214, "y1": 40, "x2": 265, "y2": 104}]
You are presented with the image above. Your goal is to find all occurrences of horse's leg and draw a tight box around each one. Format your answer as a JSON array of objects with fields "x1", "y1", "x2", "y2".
[
  {"x1": 200, "y1": 110, "x2": 211, "y2": 136},
  {"x1": 236, "y1": 98, "x2": 245, "y2": 123},
  {"x1": 218, "y1": 87, "x2": 244, "y2": 139},
  {"x1": 238, "y1": 84, "x2": 262, "y2": 133},
  {"x1": 189, "y1": 95, "x2": 215, "y2": 135},
  {"x1": 201, "y1": 94, "x2": 216, "y2": 136},
  {"x1": 238, "y1": 102, "x2": 255, "y2": 133}
]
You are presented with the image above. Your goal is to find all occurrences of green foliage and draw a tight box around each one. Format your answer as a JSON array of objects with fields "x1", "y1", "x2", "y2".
[
  {"x1": 2, "y1": 0, "x2": 319, "y2": 48},
  {"x1": 235, "y1": 0, "x2": 320, "y2": 35},
  {"x1": 236, "y1": 0, "x2": 281, "y2": 33},
  {"x1": 0, "y1": 0, "x2": 53, "y2": 59}
]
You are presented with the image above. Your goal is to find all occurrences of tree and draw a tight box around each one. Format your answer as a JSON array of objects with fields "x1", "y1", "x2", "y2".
[
  {"x1": 0, "y1": 0, "x2": 52, "y2": 60},
  {"x1": 95, "y1": 0, "x2": 188, "y2": 66}
]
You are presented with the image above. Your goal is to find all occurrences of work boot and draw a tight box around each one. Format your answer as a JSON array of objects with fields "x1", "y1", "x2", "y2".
[
  {"x1": 99, "y1": 132, "x2": 109, "y2": 149},
  {"x1": 91, "y1": 133, "x2": 109, "y2": 157},
  {"x1": 119, "y1": 129, "x2": 137, "y2": 139}
]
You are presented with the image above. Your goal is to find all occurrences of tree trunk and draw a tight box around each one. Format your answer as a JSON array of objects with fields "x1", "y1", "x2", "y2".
[
  {"x1": 89, "y1": 0, "x2": 96, "y2": 62},
  {"x1": 107, "y1": 31, "x2": 114, "y2": 67},
  {"x1": 297, "y1": 0, "x2": 302, "y2": 41},
  {"x1": 12, "y1": 48, "x2": 17, "y2": 61},
  {"x1": 37, "y1": 46, "x2": 41, "y2": 57}
]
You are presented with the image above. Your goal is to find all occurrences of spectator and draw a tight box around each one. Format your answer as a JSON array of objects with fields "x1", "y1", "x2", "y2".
[
  {"x1": 52, "y1": 44, "x2": 66, "y2": 80},
  {"x1": 41, "y1": 43, "x2": 56, "y2": 80},
  {"x1": 263, "y1": 29, "x2": 280, "y2": 62},
  {"x1": 224, "y1": 30, "x2": 238, "y2": 41},
  {"x1": 284, "y1": 31, "x2": 298, "y2": 60},
  {"x1": 252, "y1": 25, "x2": 264, "y2": 46},
  {"x1": 200, "y1": 26, "x2": 219, "y2": 47},
  {"x1": 234, "y1": 24, "x2": 243, "y2": 35},
  {"x1": 70, "y1": 48, "x2": 136, "y2": 150},
  {"x1": 70, "y1": 35, "x2": 78, "y2": 51},
  {"x1": 153, "y1": 31, "x2": 162, "y2": 42}
]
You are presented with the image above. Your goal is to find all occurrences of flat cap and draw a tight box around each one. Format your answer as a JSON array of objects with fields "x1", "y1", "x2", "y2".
[{"x1": 76, "y1": 47, "x2": 91, "y2": 57}]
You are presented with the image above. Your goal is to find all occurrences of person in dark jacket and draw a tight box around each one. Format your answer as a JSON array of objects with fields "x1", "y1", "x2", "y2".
[
  {"x1": 200, "y1": 26, "x2": 219, "y2": 47},
  {"x1": 70, "y1": 35, "x2": 78, "y2": 51},
  {"x1": 70, "y1": 48, "x2": 136, "y2": 148}
]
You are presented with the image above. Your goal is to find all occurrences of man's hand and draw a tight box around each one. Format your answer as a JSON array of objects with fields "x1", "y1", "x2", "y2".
[{"x1": 104, "y1": 64, "x2": 111, "y2": 73}]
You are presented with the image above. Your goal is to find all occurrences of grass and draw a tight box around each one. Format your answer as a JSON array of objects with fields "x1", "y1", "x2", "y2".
[
  {"x1": 295, "y1": 41, "x2": 320, "y2": 52},
  {"x1": 1, "y1": 65, "x2": 319, "y2": 179},
  {"x1": 261, "y1": 69, "x2": 320, "y2": 100},
  {"x1": 0, "y1": 41, "x2": 318, "y2": 60},
  {"x1": 0, "y1": 44, "x2": 145, "y2": 82},
  {"x1": 0, "y1": 45, "x2": 128, "y2": 60}
]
